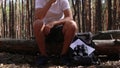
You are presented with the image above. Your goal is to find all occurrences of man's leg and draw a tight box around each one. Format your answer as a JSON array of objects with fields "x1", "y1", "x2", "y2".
[
  {"x1": 61, "y1": 20, "x2": 78, "y2": 55},
  {"x1": 33, "y1": 20, "x2": 47, "y2": 56}
]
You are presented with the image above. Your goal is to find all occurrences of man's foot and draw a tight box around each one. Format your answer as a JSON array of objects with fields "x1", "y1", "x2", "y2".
[{"x1": 36, "y1": 55, "x2": 48, "y2": 65}]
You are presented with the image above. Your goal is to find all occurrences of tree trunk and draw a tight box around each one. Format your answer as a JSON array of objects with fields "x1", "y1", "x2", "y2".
[
  {"x1": 107, "y1": 0, "x2": 113, "y2": 30},
  {"x1": 2, "y1": 0, "x2": 7, "y2": 37},
  {"x1": 82, "y1": 0, "x2": 86, "y2": 32},
  {"x1": 95, "y1": 0, "x2": 102, "y2": 31},
  {"x1": 113, "y1": 0, "x2": 117, "y2": 29}
]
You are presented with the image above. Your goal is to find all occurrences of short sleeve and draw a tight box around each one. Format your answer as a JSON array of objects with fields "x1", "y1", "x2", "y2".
[
  {"x1": 60, "y1": 0, "x2": 70, "y2": 11},
  {"x1": 35, "y1": 0, "x2": 45, "y2": 8}
]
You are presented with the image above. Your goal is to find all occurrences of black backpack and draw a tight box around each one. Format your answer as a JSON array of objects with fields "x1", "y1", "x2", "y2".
[{"x1": 69, "y1": 32, "x2": 100, "y2": 66}]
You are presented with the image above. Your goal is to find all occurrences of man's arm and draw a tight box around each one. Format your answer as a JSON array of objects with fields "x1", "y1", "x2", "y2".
[
  {"x1": 51, "y1": 8, "x2": 73, "y2": 26},
  {"x1": 34, "y1": 0, "x2": 56, "y2": 20},
  {"x1": 44, "y1": 8, "x2": 73, "y2": 35}
]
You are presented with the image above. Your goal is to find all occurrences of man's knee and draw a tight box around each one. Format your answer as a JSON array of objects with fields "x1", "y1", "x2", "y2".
[
  {"x1": 63, "y1": 20, "x2": 78, "y2": 33},
  {"x1": 33, "y1": 19, "x2": 44, "y2": 30},
  {"x1": 70, "y1": 20, "x2": 78, "y2": 31}
]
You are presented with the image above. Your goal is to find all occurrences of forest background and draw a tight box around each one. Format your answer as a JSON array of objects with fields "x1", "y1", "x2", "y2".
[{"x1": 0, "y1": 0, "x2": 120, "y2": 39}]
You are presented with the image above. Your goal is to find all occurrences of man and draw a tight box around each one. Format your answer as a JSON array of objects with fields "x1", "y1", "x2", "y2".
[{"x1": 33, "y1": 0, "x2": 78, "y2": 65}]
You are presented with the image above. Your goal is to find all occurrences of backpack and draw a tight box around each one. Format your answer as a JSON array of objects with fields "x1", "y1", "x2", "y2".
[{"x1": 69, "y1": 32, "x2": 100, "y2": 66}]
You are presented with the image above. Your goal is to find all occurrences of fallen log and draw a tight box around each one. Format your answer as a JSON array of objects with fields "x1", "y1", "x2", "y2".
[
  {"x1": 92, "y1": 30, "x2": 120, "y2": 40},
  {"x1": 0, "y1": 38, "x2": 63, "y2": 55},
  {"x1": 0, "y1": 37, "x2": 120, "y2": 55},
  {"x1": 0, "y1": 38, "x2": 38, "y2": 55},
  {"x1": 93, "y1": 39, "x2": 120, "y2": 55},
  {"x1": 0, "y1": 33, "x2": 91, "y2": 55}
]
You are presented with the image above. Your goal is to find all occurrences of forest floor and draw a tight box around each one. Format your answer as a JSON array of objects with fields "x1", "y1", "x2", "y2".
[{"x1": 0, "y1": 52, "x2": 119, "y2": 68}]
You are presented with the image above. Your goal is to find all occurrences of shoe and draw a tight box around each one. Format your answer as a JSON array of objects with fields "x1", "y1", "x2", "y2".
[
  {"x1": 36, "y1": 56, "x2": 48, "y2": 65},
  {"x1": 60, "y1": 54, "x2": 71, "y2": 65}
]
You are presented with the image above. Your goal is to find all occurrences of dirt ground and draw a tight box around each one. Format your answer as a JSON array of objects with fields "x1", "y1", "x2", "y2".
[{"x1": 0, "y1": 52, "x2": 119, "y2": 68}]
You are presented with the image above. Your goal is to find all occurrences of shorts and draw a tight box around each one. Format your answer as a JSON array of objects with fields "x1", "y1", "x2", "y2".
[{"x1": 45, "y1": 25, "x2": 64, "y2": 44}]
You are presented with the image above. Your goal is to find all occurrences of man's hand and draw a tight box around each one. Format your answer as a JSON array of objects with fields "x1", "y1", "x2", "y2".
[{"x1": 43, "y1": 21, "x2": 56, "y2": 35}]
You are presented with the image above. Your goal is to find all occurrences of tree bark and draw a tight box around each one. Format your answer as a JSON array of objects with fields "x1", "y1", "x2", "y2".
[
  {"x1": 107, "y1": 0, "x2": 113, "y2": 30},
  {"x1": 0, "y1": 39, "x2": 63, "y2": 55},
  {"x1": 95, "y1": 0, "x2": 102, "y2": 32},
  {"x1": 93, "y1": 39, "x2": 120, "y2": 55}
]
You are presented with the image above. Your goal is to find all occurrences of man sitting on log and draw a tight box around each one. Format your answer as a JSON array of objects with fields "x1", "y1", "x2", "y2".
[{"x1": 33, "y1": 0, "x2": 78, "y2": 65}]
